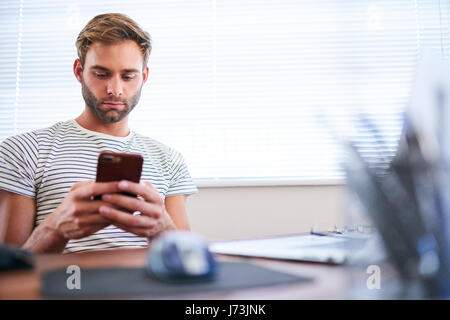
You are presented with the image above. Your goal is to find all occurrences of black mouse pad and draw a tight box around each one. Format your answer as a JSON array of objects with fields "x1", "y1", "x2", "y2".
[{"x1": 41, "y1": 261, "x2": 312, "y2": 298}]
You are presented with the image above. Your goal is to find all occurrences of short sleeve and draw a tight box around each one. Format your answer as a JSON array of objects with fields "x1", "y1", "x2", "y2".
[
  {"x1": 166, "y1": 149, "x2": 198, "y2": 197},
  {"x1": 0, "y1": 133, "x2": 39, "y2": 198}
]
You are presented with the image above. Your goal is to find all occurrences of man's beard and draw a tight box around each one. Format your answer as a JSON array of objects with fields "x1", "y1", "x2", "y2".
[{"x1": 81, "y1": 77, "x2": 142, "y2": 123}]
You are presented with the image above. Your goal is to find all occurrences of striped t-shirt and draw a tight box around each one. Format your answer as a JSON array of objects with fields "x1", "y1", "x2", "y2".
[{"x1": 0, "y1": 119, "x2": 198, "y2": 253}]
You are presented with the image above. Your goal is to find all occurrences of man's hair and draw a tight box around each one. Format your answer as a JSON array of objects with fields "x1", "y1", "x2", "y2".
[{"x1": 76, "y1": 13, "x2": 151, "y2": 68}]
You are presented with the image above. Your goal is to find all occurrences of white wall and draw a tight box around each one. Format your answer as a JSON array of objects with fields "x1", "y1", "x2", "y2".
[{"x1": 185, "y1": 184, "x2": 349, "y2": 242}]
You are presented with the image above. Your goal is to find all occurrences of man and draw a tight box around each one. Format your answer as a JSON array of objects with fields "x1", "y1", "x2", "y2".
[{"x1": 0, "y1": 13, "x2": 198, "y2": 253}]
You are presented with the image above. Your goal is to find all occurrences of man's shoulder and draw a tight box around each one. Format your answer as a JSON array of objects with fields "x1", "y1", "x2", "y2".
[
  {"x1": 31, "y1": 119, "x2": 77, "y2": 137},
  {"x1": 133, "y1": 132, "x2": 173, "y2": 154},
  {"x1": 131, "y1": 132, "x2": 189, "y2": 167},
  {"x1": 0, "y1": 120, "x2": 81, "y2": 154},
  {"x1": 4, "y1": 120, "x2": 75, "y2": 141}
]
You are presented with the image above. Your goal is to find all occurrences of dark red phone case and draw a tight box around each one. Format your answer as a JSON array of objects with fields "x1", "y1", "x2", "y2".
[{"x1": 94, "y1": 152, "x2": 143, "y2": 199}]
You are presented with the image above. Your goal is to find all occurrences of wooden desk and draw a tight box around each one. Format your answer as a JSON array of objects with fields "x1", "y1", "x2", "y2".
[{"x1": 0, "y1": 247, "x2": 359, "y2": 300}]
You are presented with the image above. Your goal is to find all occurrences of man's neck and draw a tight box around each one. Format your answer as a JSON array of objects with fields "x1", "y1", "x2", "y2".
[{"x1": 75, "y1": 110, "x2": 130, "y2": 137}]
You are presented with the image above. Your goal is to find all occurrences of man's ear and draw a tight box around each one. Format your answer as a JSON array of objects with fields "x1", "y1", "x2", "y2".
[
  {"x1": 73, "y1": 59, "x2": 83, "y2": 83},
  {"x1": 142, "y1": 66, "x2": 149, "y2": 84}
]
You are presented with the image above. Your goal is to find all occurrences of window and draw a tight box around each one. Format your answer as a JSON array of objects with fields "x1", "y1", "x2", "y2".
[{"x1": 1, "y1": 0, "x2": 449, "y2": 186}]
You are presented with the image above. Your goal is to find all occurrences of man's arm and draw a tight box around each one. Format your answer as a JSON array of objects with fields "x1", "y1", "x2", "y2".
[
  {"x1": 0, "y1": 189, "x2": 69, "y2": 253},
  {"x1": 165, "y1": 194, "x2": 190, "y2": 231},
  {"x1": 0, "y1": 181, "x2": 126, "y2": 253},
  {"x1": 0, "y1": 190, "x2": 35, "y2": 246}
]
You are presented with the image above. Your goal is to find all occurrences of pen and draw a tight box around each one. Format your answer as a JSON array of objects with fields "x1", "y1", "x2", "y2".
[
  {"x1": 310, "y1": 230, "x2": 347, "y2": 238},
  {"x1": 310, "y1": 229, "x2": 367, "y2": 240},
  {"x1": 310, "y1": 231, "x2": 329, "y2": 237}
]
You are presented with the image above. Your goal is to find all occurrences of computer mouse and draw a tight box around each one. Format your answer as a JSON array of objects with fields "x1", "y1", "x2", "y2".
[{"x1": 146, "y1": 231, "x2": 218, "y2": 282}]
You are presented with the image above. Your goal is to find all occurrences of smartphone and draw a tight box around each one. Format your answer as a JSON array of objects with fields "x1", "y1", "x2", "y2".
[{"x1": 94, "y1": 152, "x2": 143, "y2": 200}]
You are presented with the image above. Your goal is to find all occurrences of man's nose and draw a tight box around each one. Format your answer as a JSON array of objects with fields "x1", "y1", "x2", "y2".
[{"x1": 106, "y1": 75, "x2": 123, "y2": 96}]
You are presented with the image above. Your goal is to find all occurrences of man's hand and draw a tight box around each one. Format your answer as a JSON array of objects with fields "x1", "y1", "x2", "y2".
[
  {"x1": 22, "y1": 180, "x2": 125, "y2": 253},
  {"x1": 43, "y1": 180, "x2": 122, "y2": 241},
  {"x1": 98, "y1": 181, "x2": 176, "y2": 239}
]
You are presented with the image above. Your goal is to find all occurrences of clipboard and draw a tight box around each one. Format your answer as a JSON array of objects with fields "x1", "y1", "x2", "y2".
[{"x1": 209, "y1": 231, "x2": 371, "y2": 265}]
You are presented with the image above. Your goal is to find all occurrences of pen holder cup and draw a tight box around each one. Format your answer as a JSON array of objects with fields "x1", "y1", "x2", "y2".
[{"x1": 344, "y1": 154, "x2": 450, "y2": 299}]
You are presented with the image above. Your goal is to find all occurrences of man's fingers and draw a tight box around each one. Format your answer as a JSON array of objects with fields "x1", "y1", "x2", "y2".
[
  {"x1": 70, "y1": 180, "x2": 94, "y2": 191},
  {"x1": 75, "y1": 213, "x2": 112, "y2": 227},
  {"x1": 69, "y1": 180, "x2": 163, "y2": 204},
  {"x1": 101, "y1": 193, "x2": 163, "y2": 219},
  {"x1": 72, "y1": 181, "x2": 121, "y2": 200},
  {"x1": 117, "y1": 180, "x2": 163, "y2": 205},
  {"x1": 98, "y1": 205, "x2": 156, "y2": 228},
  {"x1": 72, "y1": 200, "x2": 120, "y2": 216}
]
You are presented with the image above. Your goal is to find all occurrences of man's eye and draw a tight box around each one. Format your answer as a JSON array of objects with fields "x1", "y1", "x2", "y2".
[
  {"x1": 95, "y1": 72, "x2": 108, "y2": 79},
  {"x1": 123, "y1": 74, "x2": 136, "y2": 81}
]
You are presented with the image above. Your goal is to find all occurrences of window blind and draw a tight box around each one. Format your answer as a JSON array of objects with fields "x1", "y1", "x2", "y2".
[{"x1": 1, "y1": 0, "x2": 449, "y2": 185}]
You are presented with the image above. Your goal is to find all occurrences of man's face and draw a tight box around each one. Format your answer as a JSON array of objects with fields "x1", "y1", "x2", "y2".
[{"x1": 79, "y1": 40, "x2": 148, "y2": 123}]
